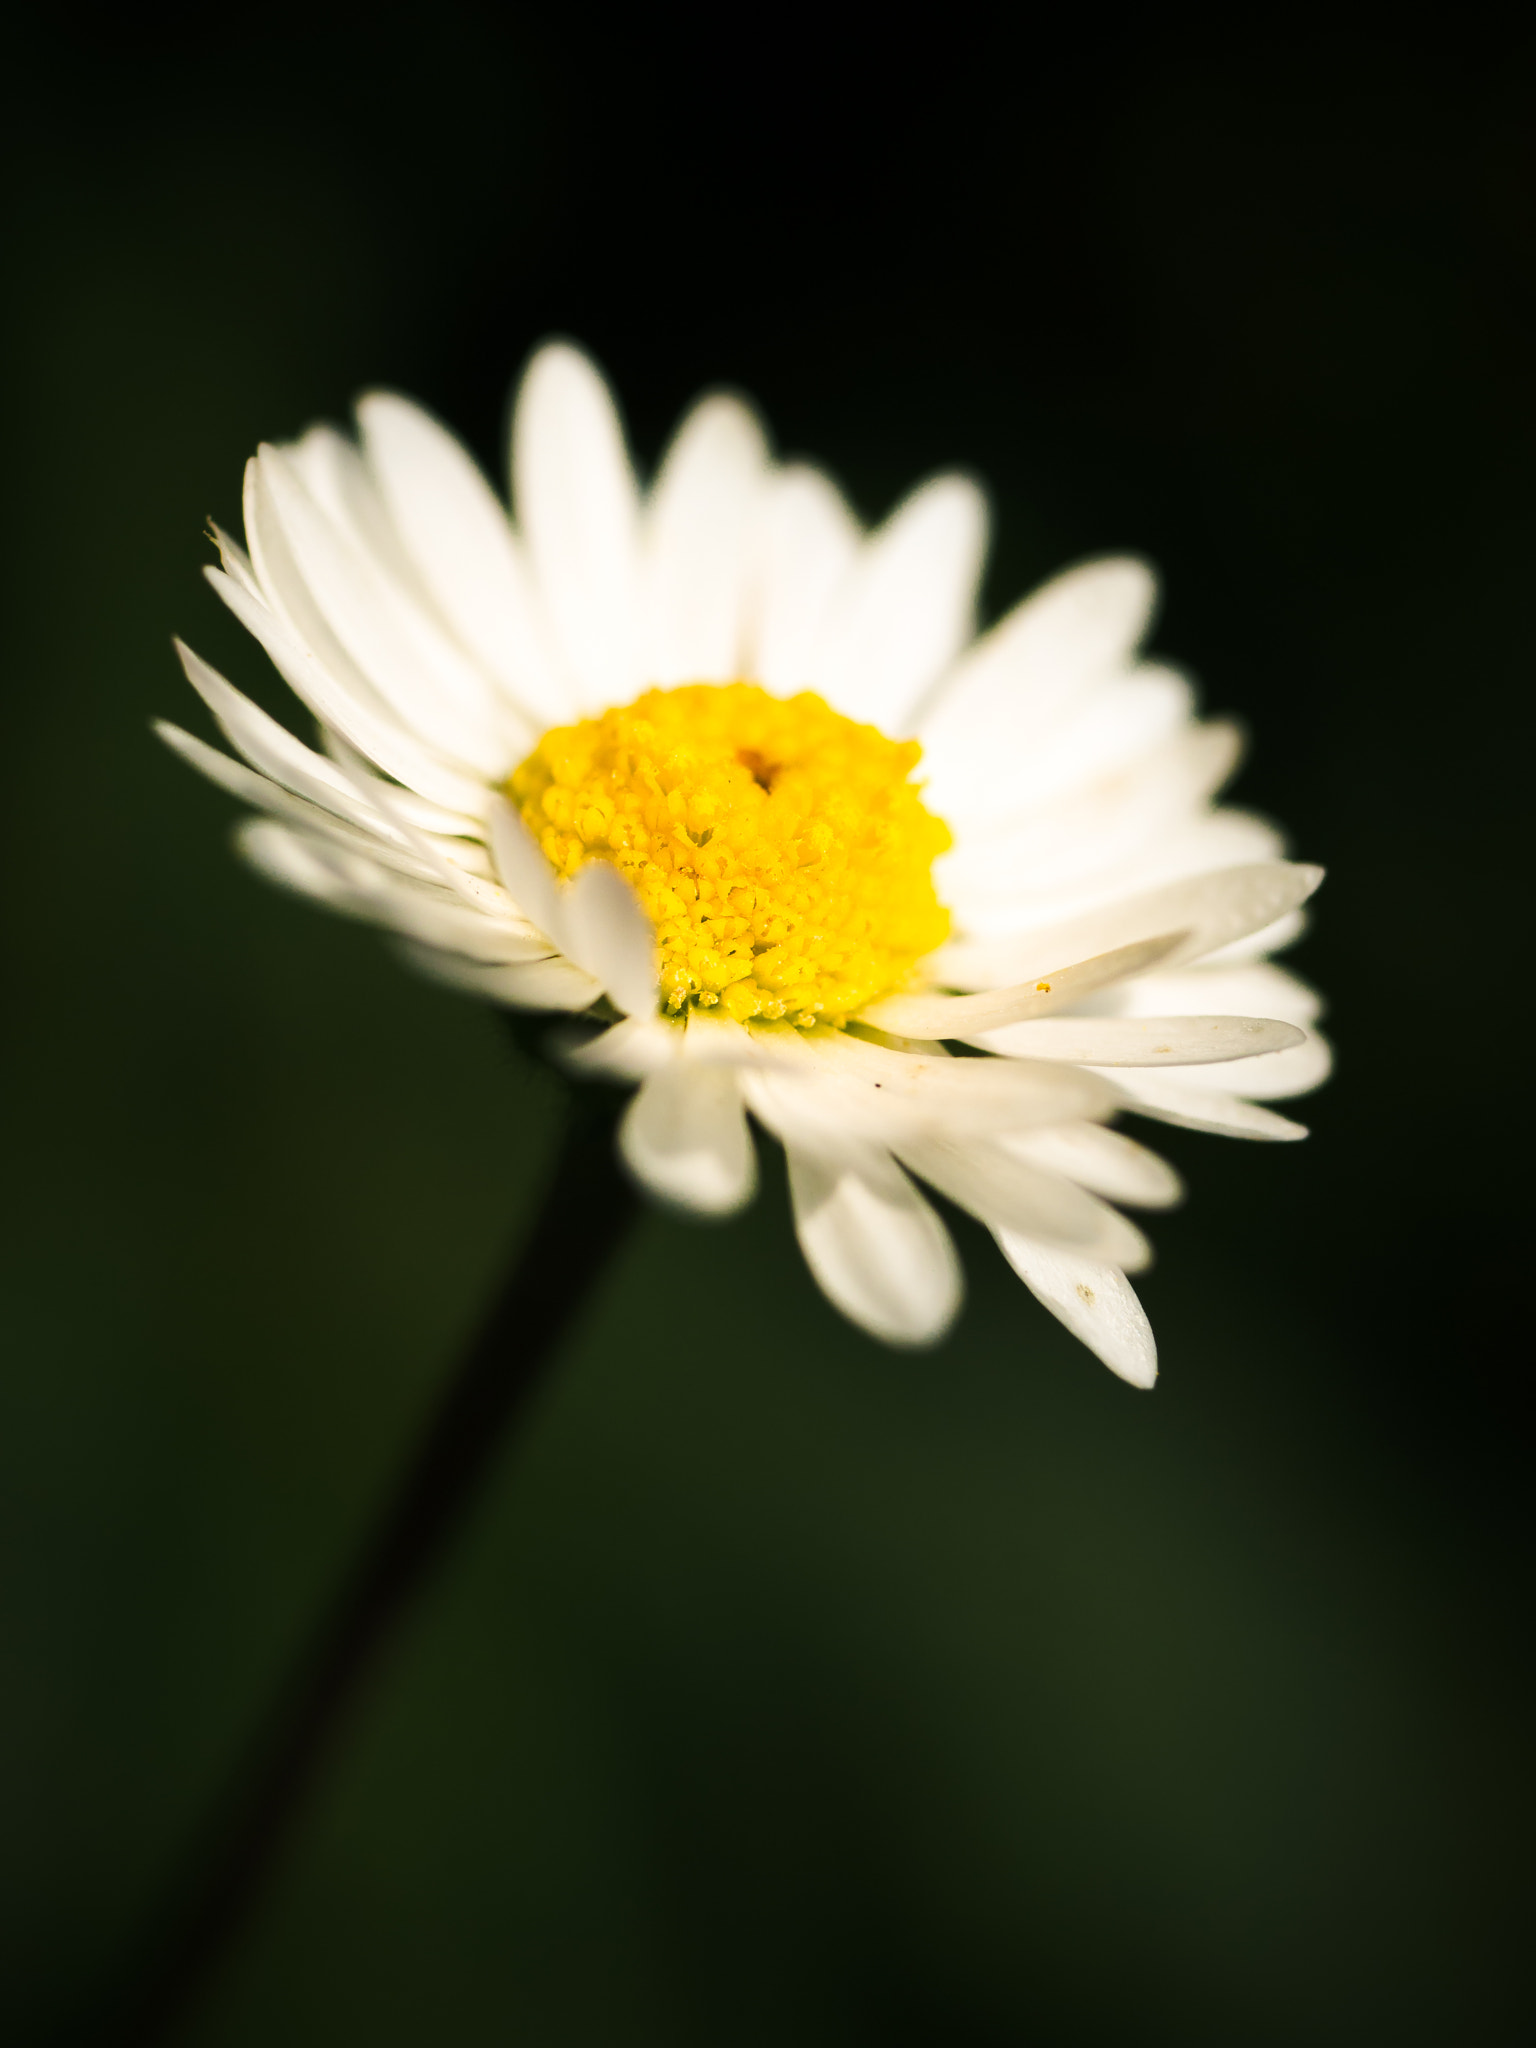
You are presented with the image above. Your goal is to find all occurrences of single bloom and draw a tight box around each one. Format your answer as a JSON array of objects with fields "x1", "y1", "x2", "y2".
[{"x1": 160, "y1": 343, "x2": 1329, "y2": 1383}]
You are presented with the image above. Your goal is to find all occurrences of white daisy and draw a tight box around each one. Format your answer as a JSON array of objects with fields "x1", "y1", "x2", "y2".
[{"x1": 159, "y1": 342, "x2": 1327, "y2": 1384}]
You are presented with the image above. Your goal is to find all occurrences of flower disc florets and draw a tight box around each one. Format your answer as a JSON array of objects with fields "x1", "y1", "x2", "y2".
[{"x1": 508, "y1": 682, "x2": 952, "y2": 1024}]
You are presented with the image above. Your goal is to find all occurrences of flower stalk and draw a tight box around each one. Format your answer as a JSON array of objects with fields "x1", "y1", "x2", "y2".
[{"x1": 114, "y1": 1050, "x2": 637, "y2": 2045}]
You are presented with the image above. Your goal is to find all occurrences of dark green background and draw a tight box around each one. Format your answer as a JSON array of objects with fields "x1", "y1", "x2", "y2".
[{"x1": 4, "y1": 14, "x2": 1530, "y2": 2044}]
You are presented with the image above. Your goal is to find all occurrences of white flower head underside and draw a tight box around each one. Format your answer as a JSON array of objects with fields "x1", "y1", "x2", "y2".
[{"x1": 160, "y1": 342, "x2": 1329, "y2": 1383}]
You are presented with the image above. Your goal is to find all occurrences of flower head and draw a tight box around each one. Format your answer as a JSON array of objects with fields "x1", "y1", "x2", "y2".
[{"x1": 160, "y1": 343, "x2": 1327, "y2": 1381}]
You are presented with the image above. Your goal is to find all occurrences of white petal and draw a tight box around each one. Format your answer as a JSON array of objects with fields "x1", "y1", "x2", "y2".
[
  {"x1": 284, "y1": 423, "x2": 359, "y2": 524},
  {"x1": 487, "y1": 796, "x2": 561, "y2": 937},
  {"x1": 237, "y1": 821, "x2": 544, "y2": 963},
  {"x1": 403, "y1": 943, "x2": 601, "y2": 1012},
  {"x1": 861, "y1": 932, "x2": 1187, "y2": 1040},
  {"x1": 358, "y1": 391, "x2": 572, "y2": 728},
  {"x1": 1202, "y1": 909, "x2": 1307, "y2": 964},
  {"x1": 758, "y1": 1022, "x2": 1116, "y2": 1133},
  {"x1": 1108, "y1": 961, "x2": 1322, "y2": 1028},
  {"x1": 512, "y1": 343, "x2": 640, "y2": 710},
  {"x1": 937, "y1": 662, "x2": 1198, "y2": 841},
  {"x1": 558, "y1": 861, "x2": 658, "y2": 1017},
  {"x1": 954, "y1": 808, "x2": 1293, "y2": 947},
  {"x1": 896, "y1": 1133, "x2": 1151, "y2": 1270},
  {"x1": 283, "y1": 425, "x2": 424, "y2": 596},
  {"x1": 251, "y1": 445, "x2": 525, "y2": 773},
  {"x1": 620, "y1": 1062, "x2": 757, "y2": 1215},
  {"x1": 994, "y1": 1233, "x2": 1158, "y2": 1387},
  {"x1": 157, "y1": 723, "x2": 447, "y2": 884},
  {"x1": 918, "y1": 556, "x2": 1157, "y2": 816},
  {"x1": 567, "y1": 1006, "x2": 771, "y2": 1085},
  {"x1": 321, "y1": 739, "x2": 519, "y2": 917},
  {"x1": 809, "y1": 475, "x2": 988, "y2": 730},
  {"x1": 208, "y1": 521, "x2": 263, "y2": 599},
  {"x1": 563, "y1": 1014, "x2": 682, "y2": 1080},
  {"x1": 319, "y1": 746, "x2": 485, "y2": 838},
  {"x1": 1107, "y1": 1072, "x2": 1309, "y2": 1140},
  {"x1": 779, "y1": 1129, "x2": 962, "y2": 1347},
  {"x1": 641, "y1": 393, "x2": 769, "y2": 684},
  {"x1": 208, "y1": 568, "x2": 493, "y2": 817},
  {"x1": 937, "y1": 720, "x2": 1241, "y2": 910},
  {"x1": 975, "y1": 1014, "x2": 1304, "y2": 1067},
  {"x1": 1124, "y1": 1028, "x2": 1333, "y2": 1101},
  {"x1": 937, "y1": 861, "x2": 1324, "y2": 991},
  {"x1": 174, "y1": 641, "x2": 428, "y2": 845},
  {"x1": 1235, "y1": 1026, "x2": 1333, "y2": 1101},
  {"x1": 1006, "y1": 1124, "x2": 1183, "y2": 1208},
  {"x1": 746, "y1": 464, "x2": 863, "y2": 691},
  {"x1": 679, "y1": 1005, "x2": 766, "y2": 1067}
]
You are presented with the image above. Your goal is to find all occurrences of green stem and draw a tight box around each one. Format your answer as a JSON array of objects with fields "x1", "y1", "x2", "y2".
[{"x1": 110, "y1": 1065, "x2": 637, "y2": 2046}]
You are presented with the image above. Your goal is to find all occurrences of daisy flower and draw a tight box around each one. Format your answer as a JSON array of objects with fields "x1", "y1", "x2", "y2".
[{"x1": 159, "y1": 343, "x2": 1327, "y2": 1383}]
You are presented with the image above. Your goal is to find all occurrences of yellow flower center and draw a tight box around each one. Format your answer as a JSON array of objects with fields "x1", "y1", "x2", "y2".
[{"x1": 506, "y1": 682, "x2": 951, "y2": 1025}]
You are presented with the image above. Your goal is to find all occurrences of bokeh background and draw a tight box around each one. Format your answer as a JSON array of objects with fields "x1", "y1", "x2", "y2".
[{"x1": 4, "y1": 13, "x2": 1532, "y2": 2044}]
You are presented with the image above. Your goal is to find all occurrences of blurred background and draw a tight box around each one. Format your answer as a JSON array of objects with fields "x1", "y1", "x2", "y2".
[{"x1": 3, "y1": 12, "x2": 1531, "y2": 2044}]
